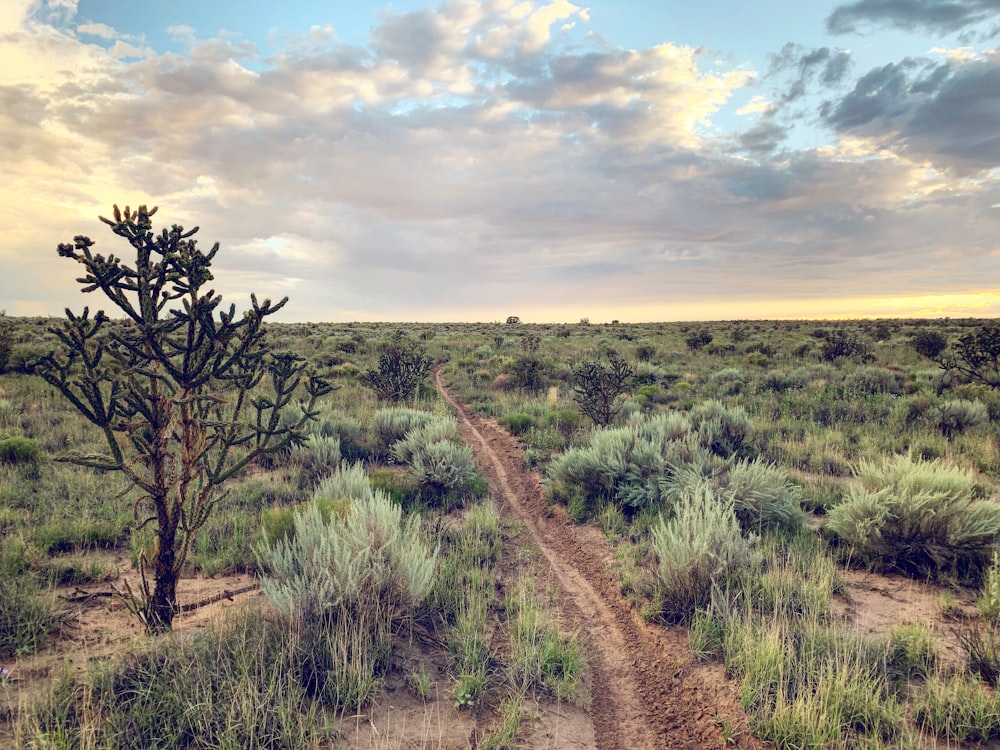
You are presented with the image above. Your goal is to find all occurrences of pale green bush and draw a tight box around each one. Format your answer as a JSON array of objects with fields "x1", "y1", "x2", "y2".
[
  {"x1": 257, "y1": 495, "x2": 435, "y2": 623},
  {"x1": 409, "y1": 439, "x2": 477, "y2": 498},
  {"x1": 390, "y1": 416, "x2": 460, "y2": 464},
  {"x1": 826, "y1": 455, "x2": 1000, "y2": 580},
  {"x1": 688, "y1": 400, "x2": 751, "y2": 458},
  {"x1": 930, "y1": 398, "x2": 988, "y2": 438},
  {"x1": 372, "y1": 407, "x2": 437, "y2": 457},
  {"x1": 650, "y1": 483, "x2": 756, "y2": 621}
]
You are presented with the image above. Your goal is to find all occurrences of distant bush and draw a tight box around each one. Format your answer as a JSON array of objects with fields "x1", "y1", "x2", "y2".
[
  {"x1": 930, "y1": 399, "x2": 987, "y2": 438},
  {"x1": 826, "y1": 455, "x2": 1000, "y2": 580},
  {"x1": 821, "y1": 331, "x2": 869, "y2": 361},
  {"x1": 650, "y1": 483, "x2": 756, "y2": 622},
  {"x1": 0, "y1": 435, "x2": 42, "y2": 465},
  {"x1": 844, "y1": 366, "x2": 902, "y2": 395},
  {"x1": 685, "y1": 330, "x2": 713, "y2": 352},
  {"x1": 911, "y1": 330, "x2": 948, "y2": 360}
]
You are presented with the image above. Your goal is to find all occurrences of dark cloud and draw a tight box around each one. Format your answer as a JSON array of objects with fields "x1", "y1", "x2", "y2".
[
  {"x1": 823, "y1": 56, "x2": 1000, "y2": 172},
  {"x1": 737, "y1": 120, "x2": 790, "y2": 154},
  {"x1": 826, "y1": 0, "x2": 1000, "y2": 35}
]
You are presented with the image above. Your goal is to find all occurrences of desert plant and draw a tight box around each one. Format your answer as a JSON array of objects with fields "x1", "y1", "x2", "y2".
[
  {"x1": 688, "y1": 400, "x2": 751, "y2": 458},
  {"x1": 930, "y1": 398, "x2": 987, "y2": 438},
  {"x1": 257, "y1": 488, "x2": 436, "y2": 627},
  {"x1": 371, "y1": 407, "x2": 437, "y2": 457},
  {"x1": 0, "y1": 435, "x2": 42, "y2": 465},
  {"x1": 650, "y1": 483, "x2": 756, "y2": 622},
  {"x1": 0, "y1": 310, "x2": 11, "y2": 374},
  {"x1": 389, "y1": 415, "x2": 460, "y2": 464},
  {"x1": 33, "y1": 204, "x2": 332, "y2": 631},
  {"x1": 910, "y1": 329, "x2": 948, "y2": 360},
  {"x1": 826, "y1": 454, "x2": 1000, "y2": 580},
  {"x1": 939, "y1": 325, "x2": 1000, "y2": 388},
  {"x1": 685, "y1": 330, "x2": 713, "y2": 352},
  {"x1": 571, "y1": 351, "x2": 634, "y2": 426},
  {"x1": 364, "y1": 329, "x2": 432, "y2": 402},
  {"x1": 821, "y1": 330, "x2": 869, "y2": 361},
  {"x1": 408, "y1": 439, "x2": 477, "y2": 501}
]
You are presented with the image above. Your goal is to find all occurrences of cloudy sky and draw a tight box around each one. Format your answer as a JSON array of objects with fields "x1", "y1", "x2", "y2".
[{"x1": 2, "y1": 0, "x2": 999, "y2": 322}]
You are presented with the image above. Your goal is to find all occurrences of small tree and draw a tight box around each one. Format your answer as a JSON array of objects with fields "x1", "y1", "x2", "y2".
[
  {"x1": 507, "y1": 333, "x2": 546, "y2": 392},
  {"x1": 35, "y1": 205, "x2": 331, "y2": 632},
  {"x1": 364, "y1": 330, "x2": 432, "y2": 402},
  {"x1": 911, "y1": 330, "x2": 948, "y2": 360},
  {"x1": 571, "y1": 351, "x2": 634, "y2": 426},
  {"x1": 685, "y1": 330, "x2": 713, "y2": 352},
  {"x1": 939, "y1": 326, "x2": 1000, "y2": 388}
]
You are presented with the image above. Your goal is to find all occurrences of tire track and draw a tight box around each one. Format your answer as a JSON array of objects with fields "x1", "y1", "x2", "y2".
[{"x1": 435, "y1": 369, "x2": 761, "y2": 750}]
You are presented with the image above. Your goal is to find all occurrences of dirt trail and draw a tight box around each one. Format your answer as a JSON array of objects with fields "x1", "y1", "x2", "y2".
[{"x1": 435, "y1": 370, "x2": 761, "y2": 750}]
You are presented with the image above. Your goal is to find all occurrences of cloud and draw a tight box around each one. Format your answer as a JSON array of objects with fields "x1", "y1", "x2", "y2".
[
  {"x1": 826, "y1": 0, "x2": 1000, "y2": 35},
  {"x1": 2, "y1": 0, "x2": 1000, "y2": 321},
  {"x1": 822, "y1": 54, "x2": 1000, "y2": 173}
]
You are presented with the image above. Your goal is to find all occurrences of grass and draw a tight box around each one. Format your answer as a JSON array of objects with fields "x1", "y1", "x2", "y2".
[{"x1": 8, "y1": 317, "x2": 1000, "y2": 749}]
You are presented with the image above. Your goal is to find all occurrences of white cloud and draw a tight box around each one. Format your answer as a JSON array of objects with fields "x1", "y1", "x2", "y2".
[{"x1": 2, "y1": 0, "x2": 999, "y2": 322}]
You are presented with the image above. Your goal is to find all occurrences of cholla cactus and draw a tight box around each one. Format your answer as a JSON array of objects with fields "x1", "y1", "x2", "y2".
[{"x1": 35, "y1": 205, "x2": 332, "y2": 632}]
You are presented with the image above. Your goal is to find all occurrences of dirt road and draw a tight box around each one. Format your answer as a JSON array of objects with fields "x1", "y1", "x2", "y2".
[{"x1": 434, "y1": 370, "x2": 761, "y2": 750}]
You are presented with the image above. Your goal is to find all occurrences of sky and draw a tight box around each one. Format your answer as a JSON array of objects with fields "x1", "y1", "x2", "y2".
[{"x1": 2, "y1": 0, "x2": 999, "y2": 323}]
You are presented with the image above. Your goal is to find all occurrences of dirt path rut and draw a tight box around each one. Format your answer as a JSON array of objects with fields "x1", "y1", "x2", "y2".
[{"x1": 435, "y1": 370, "x2": 762, "y2": 750}]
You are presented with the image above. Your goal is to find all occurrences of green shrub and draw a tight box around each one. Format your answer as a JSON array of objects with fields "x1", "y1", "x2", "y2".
[
  {"x1": 409, "y1": 439, "x2": 477, "y2": 501},
  {"x1": 721, "y1": 459, "x2": 804, "y2": 531},
  {"x1": 389, "y1": 416, "x2": 460, "y2": 464},
  {"x1": 372, "y1": 407, "x2": 437, "y2": 457},
  {"x1": 688, "y1": 400, "x2": 751, "y2": 458},
  {"x1": 844, "y1": 366, "x2": 901, "y2": 395},
  {"x1": 498, "y1": 412, "x2": 539, "y2": 436},
  {"x1": 257, "y1": 491, "x2": 436, "y2": 700},
  {"x1": 650, "y1": 483, "x2": 756, "y2": 622},
  {"x1": 825, "y1": 454, "x2": 1000, "y2": 580},
  {"x1": 0, "y1": 435, "x2": 42, "y2": 465},
  {"x1": 930, "y1": 398, "x2": 988, "y2": 438}
]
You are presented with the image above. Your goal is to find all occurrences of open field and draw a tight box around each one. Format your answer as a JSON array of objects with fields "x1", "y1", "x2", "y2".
[{"x1": 4, "y1": 316, "x2": 1000, "y2": 748}]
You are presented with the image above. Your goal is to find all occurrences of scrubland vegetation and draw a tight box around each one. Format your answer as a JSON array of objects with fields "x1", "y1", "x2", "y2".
[{"x1": 6, "y1": 300, "x2": 1000, "y2": 746}]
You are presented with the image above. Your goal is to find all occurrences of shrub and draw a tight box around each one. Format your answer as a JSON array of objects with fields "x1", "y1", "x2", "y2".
[
  {"x1": 258, "y1": 497, "x2": 435, "y2": 622},
  {"x1": 821, "y1": 330, "x2": 869, "y2": 361},
  {"x1": 650, "y1": 483, "x2": 756, "y2": 622},
  {"x1": 547, "y1": 413, "x2": 685, "y2": 517},
  {"x1": 571, "y1": 351, "x2": 634, "y2": 426},
  {"x1": 498, "y1": 412, "x2": 539, "y2": 436},
  {"x1": 389, "y1": 416, "x2": 459, "y2": 464},
  {"x1": 825, "y1": 455, "x2": 1000, "y2": 580},
  {"x1": 930, "y1": 398, "x2": 987, "y2": 438},
  {"x1": 685, "y1": 330, "x2": 713, "y2": 352},
  {"x1": 0, "y1": 311, "x2": 11, "y2": 374},
  {"x1": 911, "y1": 330, "x2": 948, "y2": 360},
  {"x1": 844, "y1": 366, "x2": 901, "y2": 395},
  {"x1": 0, "y1": 435, "x2": 42, "y2": 465},
  {"x1": 688, "y1": 400, "x2": 751, "y2": 458},
  {"x1": 720, "y1": 459, "x2": 804, "y2": 531},
  {"x1": 363, "y1": 330, "x2": 432, "y2": 402},
  {"x1": 409, "y1": 439, "x2": 477, "y2": 501},
  {"x1": 372, "y1": 407, "x2": 437, "y2": 457}
]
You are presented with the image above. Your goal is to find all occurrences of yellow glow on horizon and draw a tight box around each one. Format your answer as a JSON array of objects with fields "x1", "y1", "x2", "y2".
[{"x1": 467, "y1": 289, "x2": 1000, "y2": 324}]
